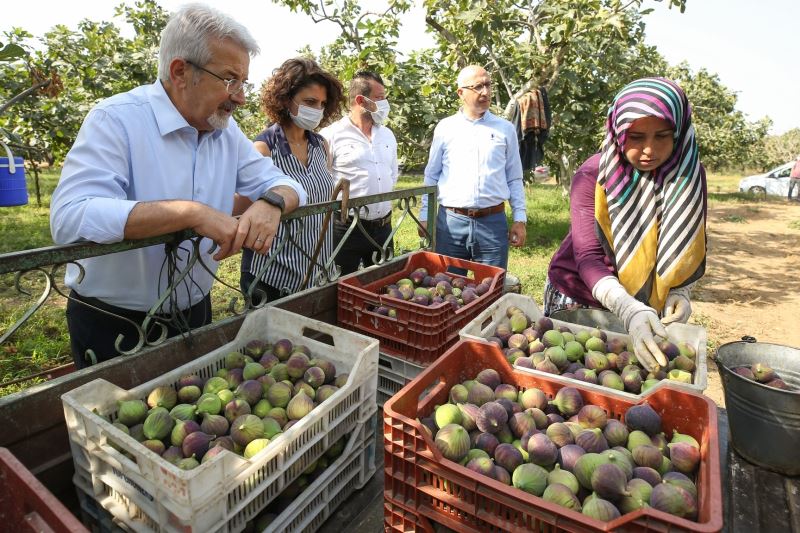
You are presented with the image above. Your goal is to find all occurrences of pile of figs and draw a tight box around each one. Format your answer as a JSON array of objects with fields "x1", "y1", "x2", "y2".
[
  {"x1": 106, "y1": 338, "x2": 348, "y2": 470},
  {"x1": 420, "y1": 370, "x2": 702, "y2": 521},
  {"x1": 374, "y1": 267, "x2": 494, "y2": 315},
  {"x1": 483, "y1": 307, "x2": 697, "y2": 394},
  {"x1": 732, "y1": 362, "x2": 796, "y2": 391},
  {"x1": 244, "y1": 436, "x2": 348, "y2": 531}
]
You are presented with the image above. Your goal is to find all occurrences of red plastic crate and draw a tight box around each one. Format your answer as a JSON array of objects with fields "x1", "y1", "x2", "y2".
[
  {"x1": 0, "y1": 447, "x2": 87, "y2": 533},
  {"x1": 383, "y1": 340, "x2": 723, "y2": 533},
  {"x1": 337, "y1": 251, "x2": 505, "y2": 364}
]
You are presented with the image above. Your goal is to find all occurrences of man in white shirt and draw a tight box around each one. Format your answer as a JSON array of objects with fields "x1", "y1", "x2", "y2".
[
  {"x1": 321, "y1": 71, "x2": 399, "y2": 274},
  {"x1": 420, "y1": 65, "x2": 526, "y2": 269},
  {"x1": 49, "y1": 5, "x2": 306, "y2": 368}
]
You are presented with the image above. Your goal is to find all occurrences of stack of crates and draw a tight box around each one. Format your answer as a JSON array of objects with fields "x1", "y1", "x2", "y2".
[{"x1": 62, "y1": 306, "x2": 379, "y2": 532}]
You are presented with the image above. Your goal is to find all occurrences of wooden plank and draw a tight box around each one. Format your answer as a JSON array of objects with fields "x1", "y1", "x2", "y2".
[
  {"x1": 755, "y1": 467, "x2": 794, "y2": 532},
  {"x1": 786, "y1": 476, "x2": 800, "y2": 533}
]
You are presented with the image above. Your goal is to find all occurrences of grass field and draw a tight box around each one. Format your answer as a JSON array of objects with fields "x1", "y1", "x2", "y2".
[{"x1": 0, "y1": 167, "x2": 776, "y2": 395}]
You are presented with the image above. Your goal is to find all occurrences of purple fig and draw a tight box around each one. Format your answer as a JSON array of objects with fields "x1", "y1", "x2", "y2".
[
  {"x1": 632, "y1": 445, "x2": 663, "y2": 470},
  {"x1": 751, "y1": 363, "x2": 777, "y2": 383},
  {"x1": 573, "y1": 453, "x2": 609, "y2": 491},
  {"x1": 536, "y1": 317, "x2": 554, "y2": 332},
  {"x1": 467, "y1": 382, "x2": 495, "y2": 406},
  {"x1": 603, "y1": 419, "x2": 629, "y2": 448},
  {"x1": 558, "y1": 444, "x2": 586, "y2": 473},
  {"x1": 200, "y1": 413, "x2": 229, "y2": 437},
  {"x1": 766, "y1": 378, "x2": 791, "y2": 390},
  {"x1": 182, "y1": 431, "x2": 214, "y2": 461},
  {"x1": 475, "y1": 369, "x2": 502, "y2": 390},
  {"x1": 591, "y1": 463, "x2": 631, "y2": 500},
  {"x1": 474, "y1": 432, "x2": 500, "y2": 456},
  {"x1": 663, "y1": 471, "x2": 698, "y2": 498},
  {"x1": 235, "y1": 380, "x2": 263, "y2": 406},
  {"x1": 477, "y1": 402, "x2": 508, "y2": 433},
  {"x1": 494, "y1": 442, "x2": 524, "y2": 473},
  {"x1": 733, "y1": 366, "x2": 755, "y2": 380},
  {"x1": 546, "y1": 422, "x2": 574, "y2": 448},
  {"x1": 667, "y1": 442, "x2": 700, "y2": 475},
  {"x1": 230, "y1": 414, "x2": 264, "y2": 447},
  {"x1": 457, "y1": 403, "x2": 481, "y2": 432},
  {"x1": 624, "y1": 403, "x2": 662, "y2": 436},
  {"x1": 549, "y1": 387, "x2": 584, "y2": 417},
  {"x1": 466, "y1": 456, "x2": 495, "y2": 477},
  {"x1": 161, "y1": 446, "x2": 184, "y2": 465},
  {"x1": 526, "y1": 433, "x2": 558, "y2": 467},
  {"x1": 526, "y1": 407, "x2": 549, "y2": 429},
  {"x1": 576, "y1": 428, "x2": 609, "y2": 453},
  {"x1": 657, "y1": 340, "x2": 681, "y2": 361},
  {"x1": 574, "y1": 368, "x2": 599, "y2": 384},
  {"x1": 508, "y1": 412, "x2": 537, "y2": 439},
  {"x1": 493, "y1": 465, "x2": 512, "y2": 485},
  {"x1": 178, "y1": 374, "x2": 204, "y2": 389},
  {"x1": 577, "y1": 405, "x2": 608, "y2": 430},
  {"x1": 650, "y1": 482, "x2": 697, "y2": 519},
  {"x1": 633, "y1": 466, "x2": 662, "y2": 486}
]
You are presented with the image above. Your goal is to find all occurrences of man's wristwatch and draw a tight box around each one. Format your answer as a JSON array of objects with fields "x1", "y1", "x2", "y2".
[{"x1": 259, "y1": 190, "x2": 285, "y2": 213}]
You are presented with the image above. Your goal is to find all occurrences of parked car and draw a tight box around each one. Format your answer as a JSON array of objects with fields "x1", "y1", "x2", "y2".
[{"x1": 738, "y1": 161, "x2": 794, "y2": 198}]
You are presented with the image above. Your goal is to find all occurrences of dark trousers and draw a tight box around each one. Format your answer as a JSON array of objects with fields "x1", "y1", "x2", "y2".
[
  {"x1": 66, "y1": 290, "x2": 212, "y2": 369},
  {"x1": 333, "y1": 215, "x2": 394, "y2": 275},
  {"x1": 239, "y1": 272, "x2": 283, "y2": 306},
  {"x1": 789, "y1": 178, "x2": 800, "y2": 201}
]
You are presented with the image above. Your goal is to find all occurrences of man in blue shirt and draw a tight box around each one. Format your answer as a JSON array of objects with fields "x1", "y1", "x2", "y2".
[
  {"x1": 419, "y1": 65, "x2": 527, "y2": 269},
  {"x1": 49, "y1": 5, "x2": 306, "y2": 368}
]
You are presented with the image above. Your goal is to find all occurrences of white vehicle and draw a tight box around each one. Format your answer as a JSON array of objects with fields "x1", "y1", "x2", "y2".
[{"x1": 738, "y1": 161, "x2": 794, "y2": 198}]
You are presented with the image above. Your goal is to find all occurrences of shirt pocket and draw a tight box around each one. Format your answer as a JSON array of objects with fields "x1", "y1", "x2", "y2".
[{"x1": 483, "y1": 132, "x2": 507, "y2": 168}]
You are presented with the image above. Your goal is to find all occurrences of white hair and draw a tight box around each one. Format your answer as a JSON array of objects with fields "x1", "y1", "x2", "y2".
[
  {"x1": 457, "y1": 65, "x2": 486, "y2": 87},
  {"x1": 158, "y1": 3, "x2": 260, "y2": 81}
]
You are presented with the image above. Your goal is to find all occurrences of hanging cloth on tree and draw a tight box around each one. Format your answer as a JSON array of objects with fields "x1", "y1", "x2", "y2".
[{"x1": 516, "y1": 87, "x2": 551, "y2": 170}]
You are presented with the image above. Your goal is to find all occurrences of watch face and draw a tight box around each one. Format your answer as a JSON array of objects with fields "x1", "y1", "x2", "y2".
[{"x1": 263, "y1": 191, "x2": 285, "y2": 212}]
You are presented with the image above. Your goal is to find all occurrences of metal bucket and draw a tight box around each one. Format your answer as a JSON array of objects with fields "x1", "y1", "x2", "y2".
[
  {"x1": 716, "y1": 340, "x2": 800, "y2": 475},
  {"x1": 550, "y1": 308, "x2": 625, "y2": 334}
]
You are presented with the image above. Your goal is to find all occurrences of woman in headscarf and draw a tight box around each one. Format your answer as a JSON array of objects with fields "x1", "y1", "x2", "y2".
[{"x1": 545, "y1": 77, "x2": 706, "y2": 371}]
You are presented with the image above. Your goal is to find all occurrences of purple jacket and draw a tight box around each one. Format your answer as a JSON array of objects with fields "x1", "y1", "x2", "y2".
[{"x1": 547, "y1": 154, "x2": 707, "y2": 307}]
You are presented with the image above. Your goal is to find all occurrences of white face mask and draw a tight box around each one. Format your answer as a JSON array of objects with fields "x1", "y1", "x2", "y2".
[
  {"x1": 289, "y1": 102, "x2": 323, "y2": 131},
  {"x1": 363, "y1": 96, "x2": 390, "y2": 124}
]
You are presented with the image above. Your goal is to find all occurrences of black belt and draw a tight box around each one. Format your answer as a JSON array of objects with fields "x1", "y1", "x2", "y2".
[{"x1": 336, "y1": 212, "x2": 392, "y2": 227}]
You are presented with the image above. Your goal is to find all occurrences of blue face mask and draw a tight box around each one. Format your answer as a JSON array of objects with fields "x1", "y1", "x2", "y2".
[{"x1": 290, "y1": 102, "x2": 323, "y2": 130}]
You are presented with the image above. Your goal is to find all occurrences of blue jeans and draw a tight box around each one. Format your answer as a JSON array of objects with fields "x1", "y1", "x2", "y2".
[{"x1": 434, "y1": 207, "x2": 509, "y2": 269}]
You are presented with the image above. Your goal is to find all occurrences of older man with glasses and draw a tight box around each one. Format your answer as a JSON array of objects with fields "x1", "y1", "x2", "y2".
[
  {"x1": 419, "y1": 65, "x2": 527, "y2": 269},
  {"x1": 50, "y1": 4, "x2": 306, "y2": 368}
]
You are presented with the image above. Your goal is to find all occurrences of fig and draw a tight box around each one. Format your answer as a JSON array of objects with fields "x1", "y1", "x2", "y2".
[
  {"x1": 269, "y1": 363, "x2": 289, "y2": 382},
  {"x1": 585, "y1": 351, "x2": 610, "y2": 372},
  {"x1": 512, "y1": 463, "x2": 549, "y2": 496},
  {"x1": 632, "y1": 445, "x2": 663, "y2": 470},
  {"x1": 435, "y1": 424, "x2": 470, "y2": 462},
  {"x1": 181, "y1": 430, "x2": 213, "y2": 461},
  {"x1": 266, "y1": 382, "x2": 292, "y2": 409},
  {"x1": 733, "y1": 366, "x2": 755, "y2": 380},
  {"x1": 577, "y1": 405, "x2": 608, "y2": 430},
  {"x1": 235, "y1": 380, "x2": 263, "y2": 407},
  {"x1": 549, "y1": 387, "x2": 584, "y2": 417},
  {"x1": 641, "y1": 379, "x2": 661, "y2": 392},
  {"x1": 225, "y1": 368, "x2": 244, "y2": 389},
  {"x1": 546, "y1": 422, "x2": 575, "y2": 448},
  {"x1": 231, "y1": 414, "x2": 264, "y2": 447},
  {"x1": 251, "y1": 398, "x2": 272, "y2": 418},
  {"x1": 600, "y1": 372, "x2": 624, "y2": 391},
  {"x1": 117, "y1": 400, "x2": 148, "y2": 426},
  {"x1": 475, "y1": 369, "x2": 502, "y2": 390},
  {"x1": 564, "y1": 341, "x2": 585, "y2": 363},
  {"x1": 509, "y1": 313, "x2": 529, "y2": 334},
  {"x1": 201, "y1": 445, "x2": 227, "y2": 464},
  {"x1": 657, "y1": 455, "x2": 674, "y2": 476},
  {"x1": 542, "y1": 329, "x2": 565, "y2": 348},
  {"x1": 673, "y1": 355, "x2": 695, "y2": 373},
  {"x1": 203, "y1": 376, "x2": 229, "y2": 396},
  {"x1": 576, "y1": 428, "x2": 609, "y2": 453},
  {"x1": 141, "y1": 439, "x2": 165, "y2": 456},
  {"x1": 574, "y1": 368, "x2": 599, "y2": 385},
  {"x1": 147, "y1": 386, "x2": 177, "y2": 410},
  {"x1": 558, "y1": 444, "x2": 586, "y2": 473},
  {"x1": 591, "y1": 463, "x2": 630, "y2": 500},
  {"x1": 272, "y1": 338, "x2": 293, "y2": 361},
  {"x1": 466, "y1": 456, "x2": 495, "y2": 477},
  {"x1": 495, "y1": 383, "x2": 519, "y2": 402},
  {"x1": 474, "y1": 432, "x2": 500, "y2": 456},
  {"x1": 493, "y1": 465, "x2": 512, "y2": 485},
  {"x1": 667, "y1": 442, "x2": 700, "y2": 474},
  {"x1": 261, "y1": 417, "x2": 283, "y2": 439},
  {"x1": 177, "y1": 457, "x2": 200, "y2": 470},
  {"x1": 142, "y1": 409, "x2": 174, "y2": 441},
  {"x1": 581, "y1": 495, "x2": 621, "y2": 521},
  {"x1": 170, "y1": 419, "x2": 201, "y2": 447},
  {"x1": 543, "y1": 483, "x2": 582, "y2": 511},
  {"x1": 467, "y1": 382, "x2": 495, "y2": 406},
  {"x1": 574, "y1": 453, "x2": 609, "y2": 491},
  {"x1": 633, "y1": 466, "x2": 662, "y2": 486},
  {"x1": 243, "y1": 438, "x2": 271, "y2": 459},
  {"x1": 494, "y1": 443, "x2": 524, "y2": 472},
  {"x1": 225, "y1": 351, "x2": 246, "y2": 369},
  {"x1": 200, "y1": 413, "x2": 229, "y2": 437},
  {"x1": 462, "y1": 448, "x2": 491, "y2": 466},
  {"x1": 286, "y1": 391, "x2": 315, "y2": 421},
  {"x1": 622, "y1": 371, "x2": 643, "y2": 393},
  {"x1": 651, "y1": 432, "x2": 670, "y2": 457},
  {"x1": 509, "y1": 412, "x2": 537, "y2": 439},
  {"x1": 177, "y1": 385, "x2": 202, "y2": 404},
  {"x1": 663, "y1": 471, "x2": 698, "y2": 498},
  {"x1": 496, "y1": 423, "x2": 514, "y2": 444},
  {"x1": 435, "y1": 404, "x2": 463, "y2": 429},
  {"x1": 224, "y1": 399, "x2": 251, "y2": 423},
  {"x1": 668, "y1": 369, "x2": 693, "y2": 383},
  {"x1": 751, "y1": 363, "x2": 776, "y2": 383},
  {"x1": 766, "y1": 378, "x2": 791, "y2": 390},
  {"x1": 657, "y1": 341, "x2": 681, "y2": 361},
  {"x1": 603, "y1": 419, "x2": 629, "y2": 448},
  {"x1": 129, "y1": 424, "x2": 146, "y2": 442},
  {"x1": 544, "y1": 346, "x2": 569, "y2": 370},
  {"x1": 536, "y1": 316, "x2": 554, "y2": 332},
  {"x1": 449, "y1": 384, "x2": 468, "y2": 404},
  {"x1": 548, "y1": 464, "x2": 580, "y2": 494},
  {"x1": 650, "y1": 482, "x2": 697, "y2": 519},
  {"x1": 526, "y1": 433, "x2": 558, "y2": 467},
  {"x1": 477, "y1": 402, "x2": 508, "y2": 433},
  {"x1": 161, "y1": 446, "x2": 184, "y2": 465},
  {"x1": 519, "y1": 388, "x2": 548, "y2": 410},
  {"x1": 178, "y1": 374, "x2": 204, "y2": 389},
  {"x1": 585, "y1": 336, "x2": 607, "y2": 353},
  {"x1": 626, "y1": 430, "x2": 652, "y2": 452},
  {"x1": 242, "y1": 361, "x2": 266, "y2": 381},
  {"x1": 454, "y1": 403, "x2": 478, "y2": 432},
  {"x1": 624, "y1": 404, "x2": 662, "y2": 436}
]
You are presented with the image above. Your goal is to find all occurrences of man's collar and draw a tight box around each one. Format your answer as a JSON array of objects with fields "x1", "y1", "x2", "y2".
[
  {"x1": 459, "y1": 108, "x2": 492, "y2": 122},
  {"x1": 149, "y1": 81, "x2": 222, "y2": 139}
]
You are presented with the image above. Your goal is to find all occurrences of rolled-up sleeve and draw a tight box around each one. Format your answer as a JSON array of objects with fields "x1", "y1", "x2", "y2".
[
  {"x1": 235, "y1": 133, "x2": 307, "y2": 205},
  {"x1": 50, "y1": 109, "x2": 138, "y2": 244}
]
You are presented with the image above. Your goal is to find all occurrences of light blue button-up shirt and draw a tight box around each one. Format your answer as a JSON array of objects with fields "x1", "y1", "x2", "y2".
[
  {"x1": 50, "y1": 80, "x2": 307, "y2": 311},
  {"x1": 420, "y1": 110, "x2": 526, "y2": 223}
]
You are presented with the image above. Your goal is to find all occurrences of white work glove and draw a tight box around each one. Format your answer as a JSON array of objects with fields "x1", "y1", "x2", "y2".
[
  {"x1": 661, "y1": 285, "x2": 693, "y2": 326},
  {"x1": 592, "y1": 276, "x2": 669, "y2": 372}
]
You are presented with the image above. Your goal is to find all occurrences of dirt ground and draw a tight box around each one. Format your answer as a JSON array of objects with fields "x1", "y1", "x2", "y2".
[{"x1": 691, "y1": 200, "x2": 800, "y2": 406}]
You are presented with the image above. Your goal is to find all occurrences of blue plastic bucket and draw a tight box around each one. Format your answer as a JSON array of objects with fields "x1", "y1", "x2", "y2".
[{"x1": 0, "y1": 154, "x2": 28, "y2": 207}]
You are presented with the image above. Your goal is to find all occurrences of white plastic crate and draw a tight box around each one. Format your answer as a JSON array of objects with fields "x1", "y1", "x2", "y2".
[
  {"x1": 73, "y1": 411, "x2": 378, "y2": 533},
  {"x1": 377, "y1": 353, "x2": 425, "y2": 407},
  {"x1": 63, "y1": 306, "x2": 379, "y2": 533},
  {"x1": 458, "y1": 293, "x2": 708, "y2": 399}
]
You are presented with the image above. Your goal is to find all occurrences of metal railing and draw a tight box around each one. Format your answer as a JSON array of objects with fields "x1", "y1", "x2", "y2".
[{"x1": 0, "y1": 186, "x2": 437, "y2": 369}]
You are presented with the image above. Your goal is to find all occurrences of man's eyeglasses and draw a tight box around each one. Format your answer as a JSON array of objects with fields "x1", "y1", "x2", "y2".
[
  {"x1": 460, "y1": 82, "x2": 492, "y2": 94},
  {"x1": 186, "y1": 60, "x2": 254, "y2": 96}
]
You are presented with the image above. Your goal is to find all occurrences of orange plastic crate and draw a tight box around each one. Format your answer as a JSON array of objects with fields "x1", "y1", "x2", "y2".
[
  {"x1": 383, "y1": 340, "x2": 723, "y2": 533},
  {"x1": 337, "y1": 252, "x2": 504, "y2": 365},
  {"x1": 0, "y1": 447, "x2": 87, "y2": 533}
]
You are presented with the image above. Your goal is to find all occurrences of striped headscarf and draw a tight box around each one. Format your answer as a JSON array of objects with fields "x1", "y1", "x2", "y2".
[{"x1": 594, "y1": 77, "x2": 706, "y2": 312}]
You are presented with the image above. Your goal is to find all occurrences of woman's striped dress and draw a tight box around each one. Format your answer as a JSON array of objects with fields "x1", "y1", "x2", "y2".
[{"x1": 241, "y1": 124, "x2": 334, "y2": 294}]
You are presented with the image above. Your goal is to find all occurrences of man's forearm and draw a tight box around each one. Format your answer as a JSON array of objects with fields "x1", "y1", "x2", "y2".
[{"x1": 123, "y1": 200, "x2": 202, "y2": 239}]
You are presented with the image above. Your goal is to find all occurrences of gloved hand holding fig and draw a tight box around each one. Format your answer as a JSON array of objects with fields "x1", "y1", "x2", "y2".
[
  {"x1": 661, "y1": 285, "x2": 692, "y2": 325},
  {"x1": 627, "y1": 309, "x2": 669, "y2": 372}
]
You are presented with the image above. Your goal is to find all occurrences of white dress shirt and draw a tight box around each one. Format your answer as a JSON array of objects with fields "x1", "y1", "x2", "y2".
[
  {"x1": 421, "y1": 110, "x2": 526, "y2": 222},
  {"x1": 320, "y1": 116, "x2": 398, "y2": 220},
  {"x1": 50, "y1": 80, "x2": 307, "y2": 311}
]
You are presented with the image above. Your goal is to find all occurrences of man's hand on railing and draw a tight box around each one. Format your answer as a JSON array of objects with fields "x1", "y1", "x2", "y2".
[
  {"x1": 190, "y1": 204, "x2": 242, "y2": 261},
  {"x1": 236, "y1": 200, "x2": 282, "y2": 257}
]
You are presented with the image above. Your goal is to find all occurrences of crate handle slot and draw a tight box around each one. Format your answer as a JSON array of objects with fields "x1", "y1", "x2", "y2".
[
  {"x1": 480, "y1": 315, "x2": 494, "y2": 332},
  {"x1": 97, "y1": 427, "x2": 145, "y2": 476},
  {"x1": 300, "y1": 326, "x2": 335, "y2": 346},
  {"x1": 417, "y1": 375, "x2": 448, "y2": 414}
]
